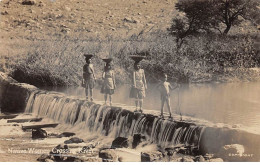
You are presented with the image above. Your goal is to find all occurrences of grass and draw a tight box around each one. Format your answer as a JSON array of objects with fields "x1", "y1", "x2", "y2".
[{"x1": 0, "y1": 32, "x2": 259, "y2": 87}]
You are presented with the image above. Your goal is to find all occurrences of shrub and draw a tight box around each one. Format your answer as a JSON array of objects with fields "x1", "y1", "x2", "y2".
[{"x1": 1, "y1": 32, "x2": 259, "y2": 87}]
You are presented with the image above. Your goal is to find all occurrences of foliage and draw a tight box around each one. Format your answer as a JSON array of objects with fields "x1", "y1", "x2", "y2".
[
  {"x1": 0, "y1": 32, "x2": 259, "y2": 87},
  {"x1": 168, "y1": 0, "x2": 260, "y2": 44}
]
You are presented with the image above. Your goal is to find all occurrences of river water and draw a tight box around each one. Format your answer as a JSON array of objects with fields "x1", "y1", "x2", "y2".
[{"x1": 44, "y1": 82, "x2": 260, "y2": 131}]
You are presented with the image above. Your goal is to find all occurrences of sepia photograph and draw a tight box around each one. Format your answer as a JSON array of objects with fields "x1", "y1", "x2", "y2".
[{"x1": 0, "y1": 0, "x2": 259, "y2": 162}]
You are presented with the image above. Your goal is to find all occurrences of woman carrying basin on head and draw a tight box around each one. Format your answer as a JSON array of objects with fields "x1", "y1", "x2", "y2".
[
  {"x1": 129, "y1": 55, "x2": 147, "y2": 113},
  {"x1": 101, "y1": 58, "x2": 116, "y2": 106},
  {"x1": 82, "y1": 54, "x2": 96, "y2": 102}
]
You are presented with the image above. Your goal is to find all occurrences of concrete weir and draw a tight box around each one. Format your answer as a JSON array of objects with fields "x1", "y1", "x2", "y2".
[{"x1": 0, "y1": 72, "x2": 259, "y2": 161}]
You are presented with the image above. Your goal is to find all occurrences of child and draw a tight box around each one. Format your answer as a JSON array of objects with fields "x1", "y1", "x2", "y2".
[
  {"x1": 101, "y1": 58, "x2": 116, "y2": 106},
  {"x1": 82, "y1": 54, "x2": 96, "y2": 101},
  {"x1": 157, "y1": 73, "x2": 179, "y2": 119}
]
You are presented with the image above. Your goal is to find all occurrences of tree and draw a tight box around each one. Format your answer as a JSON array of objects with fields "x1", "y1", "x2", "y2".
[
  {"x1": 168, "y1": 0, "x2": 218, "y2": 48},
  {"x1": 168, "y1": 0, "x2": 260, "y2": 37},
  {"x1": 215, "y1": 0, "x2": 260, "y2": 34}
]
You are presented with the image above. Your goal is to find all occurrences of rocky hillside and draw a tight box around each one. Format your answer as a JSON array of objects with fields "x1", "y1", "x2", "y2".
[{"x1": 0, "y1": 0, "x2": 179, "y2": 40}]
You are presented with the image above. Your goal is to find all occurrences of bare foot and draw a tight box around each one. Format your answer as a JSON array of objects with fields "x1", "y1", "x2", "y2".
[
  {"x1": 134, "y1": 108, "x2": 138, "y2": 113},
  {"x1": 159, "y1": 114, "x2": 164, "y2": 119}
]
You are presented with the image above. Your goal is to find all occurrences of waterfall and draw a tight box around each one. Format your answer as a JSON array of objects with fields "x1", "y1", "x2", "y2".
[{"x1": 25, "y1": 90, "x2": 205, "y2": 149}]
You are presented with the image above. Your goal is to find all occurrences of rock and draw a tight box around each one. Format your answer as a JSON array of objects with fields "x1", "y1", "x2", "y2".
[
  {"x1": 141, "y1": 151, "x2": 163, "y2": 162},
  {"x1": 45, "y1": 159, "x2": 54, "y2": 162},
  {"x1": 79, "y1": 157, "x2": 102, "y2": 162},
  {"x1": 203, "y1": 153, "x2": 214, "y2": 160},
  {"x1": 165, "y1": 148, "x2": 176, "y2": 156},
  {"x1": 194, "y1": 155, "x2": 205, "y2": 162},
  {"x1": 38, "y1": 1, "x2": 45, "y2": 7},
  {"x1": 132, "y1": 134, "x2": 146, "y2": 148},
  {"x1": 1, "y1": 11, "x2": 8, "y2": 15},
  {"x1": 60, "y1": 24, "x2": 68, "y2": 28},
  {"x1": 52, "y1": 154, "x2": 103, "y2": 162},
  {"x1": 73, "y1": 158, "x2": 82, "y2": 162},
  {"x1": 48, "y1": 133, "x2": 59, "y2": 137},
  {"x1": 209, "y1": 158, "x2": 224, "y2": 162},
  {"x1": 64, "y1": 6, "x2": 71, "y2": 11},
  {"x1": 123, "y1": 17, "x2": 138, "y2": 24},
  {"x1": 82, "y1": 144, "x2": 95, "y2": 150},
  {"x1": 79, "y1": 143, "x2": 97, "y2": 155},
  {"x1": 22, "y1": 0, "x2": 36, "y2": 5},
  {"x1": 111, "y1": 137, "x2": 129, "y2": 148},
  {"x1": 64, "y1": 137, "x2": 84, "y2": 144},
  {"x1": 61, "y1": 28, "x2": 70, "y2": 33},
  {"x1": 55, "y1": 14, "x2": 63, "y2": 19},
  {"x1": 232, "y1": 124, "x2": 241, "y2": 128},
  {"x1": 217, "y1": 144, "x2": 245, "y2": 161},
  {"x1": 50, "y1": 144, "x2": 70, "y2": 162},
  {"x1": 32, "y1": 128, "x2": 47, "y2": 139},
  {"x1": 99, "y1": 149, "x2": 118, "y2": 162},
  {"x1": 64, "y1": 156, "x2": 77, "y2": 162},
  {"x1": 57, "y1": 132, "x2": 75, "y2": 138},
  {"x1": 103, "y1": 159, "x2": 114, "y2": 162},
  {"x1": 181, "y1": 156, "x2": 194, "y2": 162},
  {"x1": 37, "y1": 154, "x2": 51, "y2": 162},
  {"x1": 28, "y1": 9, "x2": 35, "y2": 14},
  {"x1": 81, "y1": 148, "x2": 99, "y2": 157},
  {"x1": 118, "y1": 157, "x2": 123, "y2": 162},
  {"x1": 169, "y1": 157, "x2": 183, "y2": 162},
  {"x1": 176, "y1": 147, "x2": 189, "y2": 155}
]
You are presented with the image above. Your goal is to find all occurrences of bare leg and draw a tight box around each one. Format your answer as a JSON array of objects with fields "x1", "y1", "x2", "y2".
[
  {"x1": 166, "y1": 98, "x2": 172, "y2": 117},
  {"x1": 135, "y1": 99, "x2": 138, "y2": 111},
  {"x1": 104, "y1": 94, "x2": 107, "y2": 104},
  {"x1": 109, "y1": 95, "x2": 112, "y2": 106},
  {"x1": 85, "y1": 87, "x2": 89, "y2": 101},
  {"x1": 161, "y1": 97, "x2": 165, "y2": 117},
  {"x1": 139, "y1": 99, "x2": 143, "y2": 112},
  {"x1": 90, "y1": 88, "x2": 93, "y2": 101}
]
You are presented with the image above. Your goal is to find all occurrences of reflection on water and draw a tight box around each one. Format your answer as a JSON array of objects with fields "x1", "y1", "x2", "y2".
[{"x1": 44, "y1": 82, "x2": 260, "y2": 129}]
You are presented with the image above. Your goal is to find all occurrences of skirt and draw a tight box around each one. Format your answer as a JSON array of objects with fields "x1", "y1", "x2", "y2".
[
  {"x1": 129, "y1": 87, "x2": 145, "y2": 99},
  {"x1": 100, "y1": 78, "x2": 115, "y2": 95},
  {"x1": 101, "y1": 85, "x2": 114, "y2": 95},
  {"x1": 84, "y1": 78, "x2": 95, "y2": 89}
]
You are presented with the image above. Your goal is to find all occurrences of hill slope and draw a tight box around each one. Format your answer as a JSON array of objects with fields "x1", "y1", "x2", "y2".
[{"x1": 0, "y1": 0, "x2": 178, "y2": 40}]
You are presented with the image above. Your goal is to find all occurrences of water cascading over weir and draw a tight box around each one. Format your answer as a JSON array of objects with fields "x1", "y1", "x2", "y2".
[
  {"x1": 0, "y1": 72, "x2": 259, "y2": 160},
  {"x1": 24, "y1": 90, "x2": 204, "y2": 150}
]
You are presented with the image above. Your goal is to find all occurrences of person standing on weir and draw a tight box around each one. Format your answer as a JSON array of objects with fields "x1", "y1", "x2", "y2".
[
  {"x1": 82, "y1": 54, "x2": 96, "y2": 102},
  {"x1": 129, "y1": 55, "x2": 147, "y2": 113},
  {"x1": 101, "y1": 58, "x2": 116, "y2": 106},
  {"x1": 157, "y1": 73, "x2": 179, "y2": 119}
]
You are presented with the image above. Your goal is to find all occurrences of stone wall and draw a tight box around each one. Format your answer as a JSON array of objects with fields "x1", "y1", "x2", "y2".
[{"x1": 0, "y1": 72, "x2": 37, "y2": 113}]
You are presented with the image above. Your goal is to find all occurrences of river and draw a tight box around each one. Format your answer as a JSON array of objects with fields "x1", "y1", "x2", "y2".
[{"x1": 43, "y1": 82, "x2": 260, "y2": 131}]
